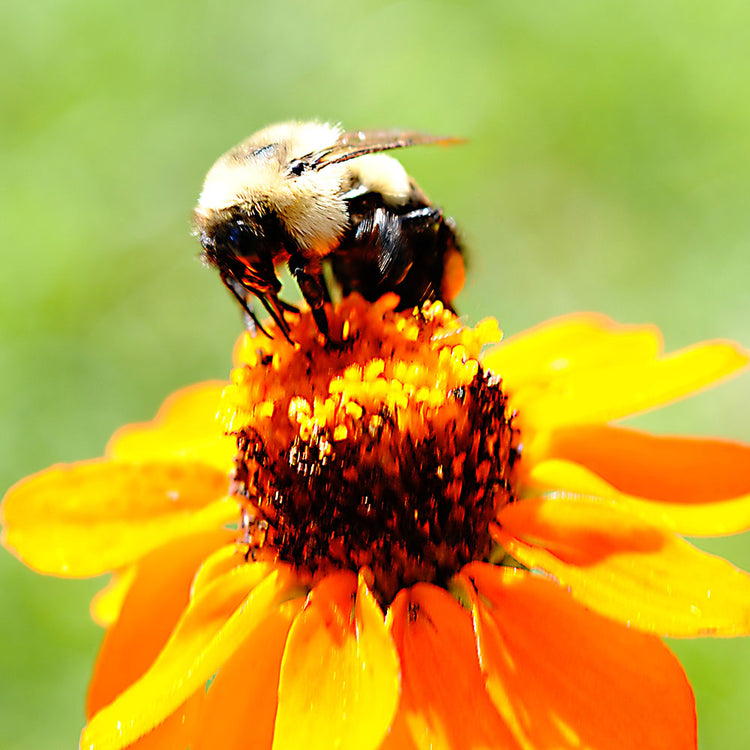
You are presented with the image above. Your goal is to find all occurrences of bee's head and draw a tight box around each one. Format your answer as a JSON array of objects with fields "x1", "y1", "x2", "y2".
[
  {"x1": 200, "y1": 212, "x2": 280, "y2": 287},
  {"x1": 195, "y1": 208, "x2": 295, "y2": 340}
]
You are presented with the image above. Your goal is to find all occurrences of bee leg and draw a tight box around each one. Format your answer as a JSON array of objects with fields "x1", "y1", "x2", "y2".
[
  {"x1": 221, "y1": 274, "x2": 271, "y2": 337},
  {"x1": 288, "y1": 258, "x2": 334, "y2": 340},
  {"x1": 311, "y1": 306, "x2": 330, "y2": 339}
]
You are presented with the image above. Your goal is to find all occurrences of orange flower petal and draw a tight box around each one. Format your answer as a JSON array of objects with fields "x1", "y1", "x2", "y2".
[
  {"x1": 483, "y1": 313, "x2": 662, "y2": 392},
  {"x1": 378, "y1": 710, "x2": 422, "y2": 750},
  {"x1": 193, "y1": 598, "x2": 304, "y2": 750},
  {"x1": 1, "y1": 459, "x2": 237, "y2": 576},
  {"x1": 460, "y1": 564, "x2": 697, "y2": 750},
  {"x1": 535, "y1": 424, "x2": 750, "y2": 502},
  {"x1": 107, "y1": 381, "x2": 235, "y2": 473},
  {"x1": 86, "y1": 528, "x2": 234, "y2": 717},
  {"x1": 81, "y1": 562, "x2": 297, "y2": 750},
  {"x1": 514, "y1": 341, "x2": 748, "y2": 431},
  {"x1": 496, "y1": 496, "x2": 750, "y2": 636},
  {"x1": 273, "y1": 571, "x2": 400, "y2": 750},
  {"x1": 526, "y1": 458, "x2": 750, "y2": 536},
  {"x1": 388, "y1": 583, "x2": 520, "y2": 750}
]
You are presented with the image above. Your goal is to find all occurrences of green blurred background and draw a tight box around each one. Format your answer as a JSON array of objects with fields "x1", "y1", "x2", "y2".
[{"x1": 2, "y1": 0, "x2": 749, "y2": 747}]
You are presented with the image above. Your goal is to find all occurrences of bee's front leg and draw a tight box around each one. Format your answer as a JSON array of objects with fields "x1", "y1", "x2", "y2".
[
  {"x1": 288, "y1": 257, "x2": 333, "y2": 341},
  {"x1": 221, "y1": 274, "x2": 270, "y2": 337}
]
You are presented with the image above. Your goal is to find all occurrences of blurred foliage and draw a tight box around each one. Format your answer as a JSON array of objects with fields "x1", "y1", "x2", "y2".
[{"x1": 1, "y1": 0, "x2": 749, "y2": 747}]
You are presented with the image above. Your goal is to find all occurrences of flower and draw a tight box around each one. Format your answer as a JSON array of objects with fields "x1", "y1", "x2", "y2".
[{"x1": 3, "y1": 294, "x2": 750, "y2": 750}]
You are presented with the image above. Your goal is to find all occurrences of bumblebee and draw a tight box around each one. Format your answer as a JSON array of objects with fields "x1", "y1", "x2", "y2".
[{"x1": 194, "y1": 121, "x2": 465, "y2": 341}]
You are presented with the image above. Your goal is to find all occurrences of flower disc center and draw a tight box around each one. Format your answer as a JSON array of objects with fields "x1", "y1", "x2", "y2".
[{"x1": 225, "y1": 296, "x2": 519, "y2": 603}]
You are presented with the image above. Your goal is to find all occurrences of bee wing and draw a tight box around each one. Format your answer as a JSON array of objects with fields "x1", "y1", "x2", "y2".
[{"x1": 302, "y1": 130, "x2": 464, "y2": 171}]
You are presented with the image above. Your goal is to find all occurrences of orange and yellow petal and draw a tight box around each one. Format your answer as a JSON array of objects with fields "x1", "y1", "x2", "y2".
[
  {"x1": 125, "y1": 691, "x2": 205, "y2": 750},
  {"x1": 87, "y1": 527, "x2": 234, "y2": 716},
  {"x1": 90, "y1": 567, "x2": 138, "y2": 627},
  {"x1": 273, "y1": 570, "x2": 400, "y2": 750},
  {"x1": 107, "y1": 381, "x2": 235, "y2": 473},
  {"x1": 81, "y1": 561, "x2": 298, "y2": 750},
  {"x1": 189, "y1": 541, "x2": 254, "y2": 595},
  {"x1": 378, "y1": 713, "x2": 422, "y2": 750},
  {"x1": 1, "y1": 458, "x2": 237, "y2": 576},
  {"x1": 530, "y1": 423, "x2": 750, "y2": 504},
  {"x1": 525, "y1": 458, "x2": 750, "y2": 537},
  {"x1": 510, "y1": 340, "x2": 748, "y2": 432},
  {"x1": 460, "y1": 564, "x2": 696, "y2": 750},
  {"x1": 192, "y1": 598, "x2": 304, "y2": 750},
  {"x1": 388, "y1": 583, "x2": 521, "y2": 750},
  {"x1": 496, "y1": 496, "x2": 750, "y2": 636},
  {"x1": 483, "y1": 313, "x2": 663, "y2": 391}
]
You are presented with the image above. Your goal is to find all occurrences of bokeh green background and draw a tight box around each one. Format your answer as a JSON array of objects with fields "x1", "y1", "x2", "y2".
[{"x1": 2, "y1": 0, "x2": 749, "y2": 747}]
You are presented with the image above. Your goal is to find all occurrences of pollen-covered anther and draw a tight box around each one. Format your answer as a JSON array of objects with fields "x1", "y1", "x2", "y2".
[{"x1": 225, "y1": 295, "x2": 519, "y2": 603}]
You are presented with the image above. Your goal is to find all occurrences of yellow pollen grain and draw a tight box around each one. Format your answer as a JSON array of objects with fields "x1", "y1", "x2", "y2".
[
  {"x1": 333, "y1": 424, "x2": 348, "y2": 441},
  {"x1": 407, "y1": 364, "x2": 425, "y2": 387},
  {"x1": 465, "y1": 360, "x2": 479, "y2": 379},
  {"x1": 288, "y1": 397, "x2": 312, "y2": 423},
  {"x1": 376, "y1": 378, "x2": 393, "y2": 399},
  {"x1": 345, "y1": 402, "x2": 364, "y2": 420},
  {"x1": 329, "y1": 377, "x2": 356, "y2": 395},
  {"x1": 333, "y1": 382, "x2": 354, "y2": 400},
  {"x1": 257, "y1": 401, "x2": 274, "y2": 419},
  {"x1": 415, "y1": 386, "x2": 432, "y2": 402},
  {"x1": 364, "y1": 359, "x2": 385, "y2": 380},
  {"x1": 342, "y1": 319, "x2": 350, "y2": 340},
  {"x1": 452, "y1": 345, "x2": 468, "y2": 363},
  {"x1": 429, "y1": 393, "x2": 446, "y2": 409},
  {"x1": 428, "y1": 299, "x2": 444, "y2": 316},
  {"x1": 392, "y1": 361, "x2": 408, "y2": 382},
  {"x1": 404, "y1": 324, "x2": 419, "y2": 341}
]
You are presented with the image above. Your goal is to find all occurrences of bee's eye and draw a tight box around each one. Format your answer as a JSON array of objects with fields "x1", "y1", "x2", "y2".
[
  {"x1": 227, "y1": 224, "x2": 243, "y2": 251},
  {"x1": 226, "y1": 222, "x2": 263, "y2": 263},
  {"x1": 227, "y1": 223, "x2": 259, "y2": 256}
]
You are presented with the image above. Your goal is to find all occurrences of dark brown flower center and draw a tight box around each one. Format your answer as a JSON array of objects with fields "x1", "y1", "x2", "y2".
[{"x1": 223, "y1": 296, "x2": 519, "y2": 603}]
